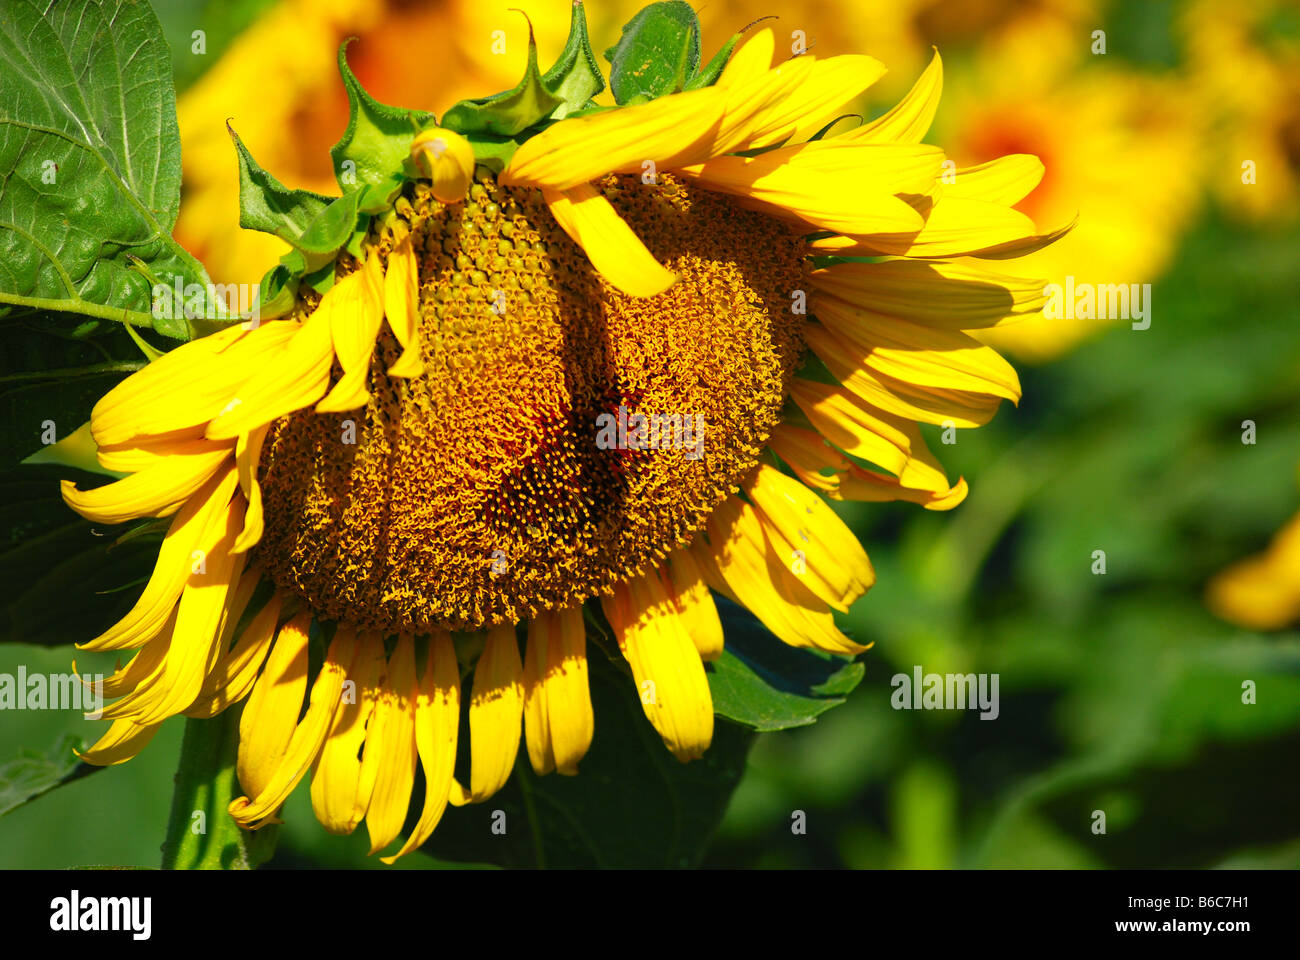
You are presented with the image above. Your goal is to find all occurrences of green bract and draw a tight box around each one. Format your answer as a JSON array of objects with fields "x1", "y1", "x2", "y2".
[{"x1": 233, "y1": 0, "x2": 748, "y2": 319}]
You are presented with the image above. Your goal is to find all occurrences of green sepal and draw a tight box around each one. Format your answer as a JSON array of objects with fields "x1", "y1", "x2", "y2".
[
  {"x1": 20, "y1": 422, "x2": 124, "y2": 479},
  {"x1": 441, "y1": 16, "x2": 564, "y2": 137},
  {"x1": 255, "y1": 259, "x2": 301, "y2": 321},
  {"x1": 295, "y1": 190, "x2": 363, "y2": 267},
  {"x1": 330, "y1": 39, "x2": 435, "y2": 195},
  {"x1": 540, "y1": 0, "x2": 606, "y2": 120},
  {"x1": 683, "y1": 28, "x2": 745, "y2": 91},
  {"x1": 471, "y1": 136, "x2": 520, "y2": 174},
  {"x1": 228, "y1": 123, "x2": 333, "y2": 246},
  {"x1": 357, "y1": 174, "x2": 406, "y2": 215},
  {"x1": 604, "y1": 1, "x2": 701, "y2": 104},
  {"x1": 302, "y1": 260, "x2": 338, "y2": 296}
]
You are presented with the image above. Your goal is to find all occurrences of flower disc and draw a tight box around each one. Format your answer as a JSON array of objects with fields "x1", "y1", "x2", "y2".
[{"x1": 257, "y1": 172, "x2": 808, "y2": 631}]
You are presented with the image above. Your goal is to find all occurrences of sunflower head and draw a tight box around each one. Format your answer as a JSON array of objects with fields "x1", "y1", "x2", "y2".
[{"x1": 56, "y1": 0, "x2": 1066, "y2": 861}]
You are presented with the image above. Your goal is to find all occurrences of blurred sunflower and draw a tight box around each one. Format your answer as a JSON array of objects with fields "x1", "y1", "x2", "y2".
[
  {"x1": 1180, "y1": 0, "x2": 1300, "y2": 225},
  {"x1": 938, "y1": 12, "x2": 1203, "y2": 362},
  {"x1": 1208, "y1": 504, "x2": 1300, "y2": 631},
  {"x1": 60, "y1": 8, "x2": 1062, "y2": 859}
]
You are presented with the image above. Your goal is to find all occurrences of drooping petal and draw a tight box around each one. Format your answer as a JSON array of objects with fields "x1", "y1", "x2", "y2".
[
  {"x1": 743, "y1": 463, "x2": 875, "y2": 613},
  {"x1": 661, "y1": 550, "x2": 724, "y2": 661},
  {"x1": 317, "y1": 254, "x2": 386, "y2": 413},
  {"x1": 61, "y1": 443, "x2": 234, "y2": 524},
  {"x1": 364, "y1": 633, "x2": 419, "y2": 856},
  {"x1": 450, "y1": 624, "x2": 524, "y2": 805},
  {"x1": 602, "y1": 571, "x2": 714, "y2": 762},
  {"x1": 75, "y1": 718, "x2": 163, "y2": 766},
  {"x1": 312, "y1": 632, "x2": 385, "y2": 834},
  {"x1": 236, "y1": 609, "x2": 311, "y2": 800},
  {"x1": 228, "y1": 628, "x2": 353, "y2": 828},
  {"x1": 183, "y1": 589, "x2": 282, "y2": 719},
  {"x1": 699, "y1": 497, "x2": 869, "y2": 656},
  {"x1": 382, "y1": 631, "x2": 461, "y2": 862},
  {"x1": 541, "y1": 184, "x2": 676, "y2": 297},
  {"x1": 523, "y1": 607, "x2": 593, "y2": 776},
  {"x1": 810, "y1": 259, "x2": 1047, "y2": 329},
  {"x1": 79, "y1": 467, "x2": 240, "y2": 653},
  {"x1": 383, "y1": 230, "x2": 424, "y2": 378}
]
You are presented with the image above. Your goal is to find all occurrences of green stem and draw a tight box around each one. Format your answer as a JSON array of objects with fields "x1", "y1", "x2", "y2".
[{"x1": 160, "y1": 707, "x2": 278, "y2": 870}]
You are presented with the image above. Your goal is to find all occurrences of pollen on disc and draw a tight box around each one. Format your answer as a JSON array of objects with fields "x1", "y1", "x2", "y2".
[{"x1": 256, "y1": 171, "x2": 809, "y2": 633}]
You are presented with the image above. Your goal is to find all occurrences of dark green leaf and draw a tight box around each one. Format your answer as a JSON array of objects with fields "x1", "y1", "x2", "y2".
[
  {"x1": 708, "y1": 597, "x2": 866, "y2": 731},
  {"x1": 0, "y1": 734, "x2": 97, "y2": 818},
  {"x1": 329, "y1": 39, "x2": 434, "y2": 194},
  {"x1": 604, "y1": 1, "x2": 701, "y2": 104},
  {"x1": 0, "y1": 0, "x2": 215, "y2": 339},
  {"x1": 421, "y1": 645, "x2": 752, "y2": 867}
]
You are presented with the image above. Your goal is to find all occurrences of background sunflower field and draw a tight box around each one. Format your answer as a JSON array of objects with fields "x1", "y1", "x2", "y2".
[{"x1": 2, "y1": 0, "x2": 1298, "y2": 869}]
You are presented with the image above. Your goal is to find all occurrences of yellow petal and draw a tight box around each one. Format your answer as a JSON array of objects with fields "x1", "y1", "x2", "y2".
[
  {"x1": 316, "y1": 254, "x2": 385, "y2": 413},
  {"x1": 523, "y1": 607, "x2": 593, "y2": 776},
  {"x1": 89, "y1": 323, "x2": 277, "y2": 447},
  {"x1": 449, "y1": 624, "x2": 523, "y2": 805},
  {"x1": 501, "y1": 85, "x2": 730, "y2": 191},
  {"x1": 805, "y1": 322, "x2": 1008, "y2": 428},
  {"x1": 229, "y1": 629, "x2": 354, "y2": 828},
  {"x1": 661, "y1": 550, "x2": 724, "y2": 661},
  {"x1": 1207, "y1": 510, "x2": 1300, "y2": 630},
  {"x1": 735, "y1": 54, "x2": 887, "y2": 150},
  {"x1": 743, "y1": 463, "x2": 875, "y2": 612},
  {"x1": 364, "y1": 634, "x2": 419, "y2": 856},
  {"x1": 314, "y1": 632, "x2": 386, "y2": 834},
  {"x1": 842, "y1": 50, "x2": 942, "y2": 144},
  {"x1": 183, "y1": 589, "x2": 282, "y2": 719},
  {"x1": 810, "y1": 260, "x2": 1047, "y2": 329},
  {"x1": 60, "y1": 443, "x2": 234, "y2": 524},
  {"x1": 716, "y1": 27, "x2": 774, "y2": 89},
  {"x1": 382, "y1": 631, "x2": 461, "y2": 862},
  {"x1": 383, "y1": 231, "x2": 424, "y2": 378},
  {"x1": 946, "y1": 154, "x2": 1044, "y2": 206},
  {"x1": 411, "y1": 126, "x2": 475, "y2": 204},
  {"x1": 76, "y1": 718, "x2": 163, "y2": 766},
  {"x1": 232, "y1": 425, "x2": 268, "y2": 553},
  {"x1": 602, "y1": 571, "x2": 714, "y2": 762},
  {"x1": 700, "y1": 497, "x2": 869, "y2": 656},
  {"x1": 205, "y1": 286, "x2": 344, "y2": 439},
  {"x1": 542, "y1": 184, "x2": 676, "y2": 297},
  {"x1": 680, "y1": 141, "x2": 941, "y2": 235},
  {"x1": 769, "y1": 425, "x2": 968, "y2": 510},
  {"x1": 813, "y1": 293, "x2": 1021, "y2": 401},
  {"x1": 788, "y1": 379, "x2": 956, "y2": 495},
  {"x1": 236, "y1": 609, "x2": 311, "y2": 800}
]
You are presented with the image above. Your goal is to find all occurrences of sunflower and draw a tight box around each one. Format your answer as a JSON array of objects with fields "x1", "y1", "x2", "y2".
[{"x1": 59, "y1": 6, "x2": 1061, "y2": 861}]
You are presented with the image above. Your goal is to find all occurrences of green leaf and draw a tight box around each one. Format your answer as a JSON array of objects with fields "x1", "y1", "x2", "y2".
[
  {"x1": 421, "y1": 645, "x2": 753, "y2": 867},
  {"x1": 604, "y1": 1, "x2": 702, "y2": 104},
  {"x1": 540, "y1": 1, "x2": 606, "y2": 120},
  {"x1": 0, "y1": 0, "x2": 216, "y2": 340},
  {"x1": 228, "y1": 124, "x2": 333, "y2": 246},
  {"x1": 707, "y1": 597, "x2": 866, "y2": 731},
  {"x1": 442, "y1": 19, "x2": 564, "y2": 137},
  {"x1": 329, "y1": 39, "x2": 434, "y2": 194},
  {"x1": 0, "y1": 735, "x2": 97, "y2": 818}
]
